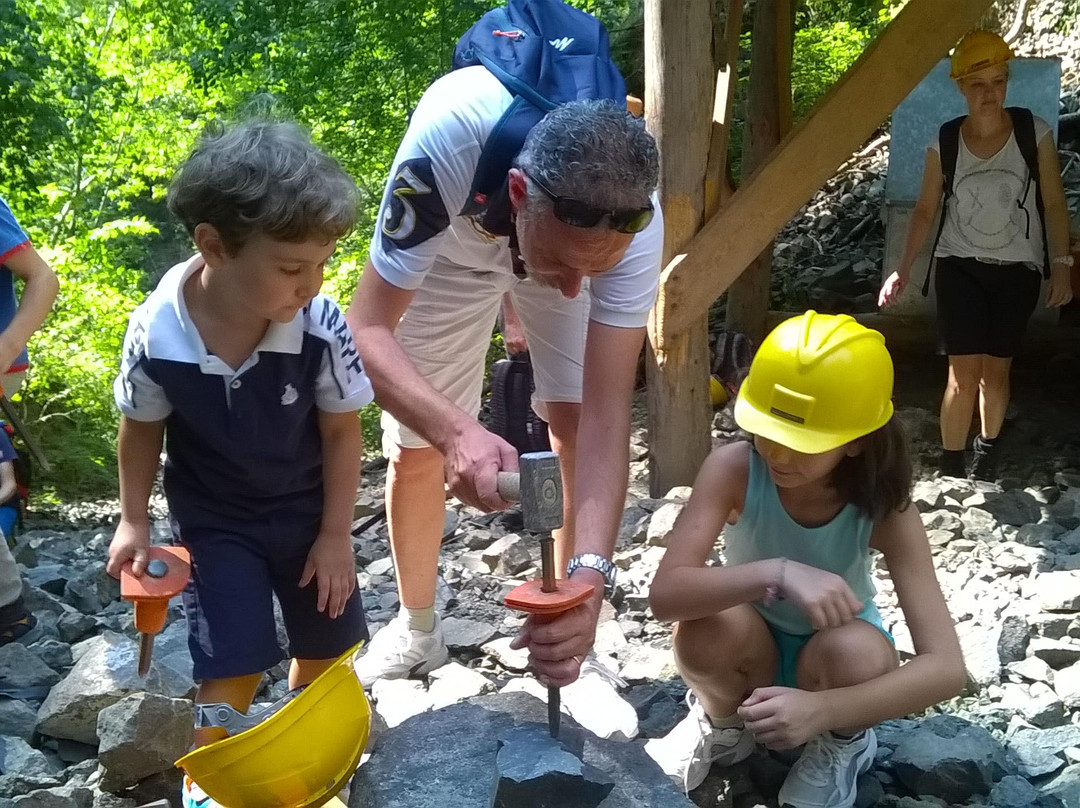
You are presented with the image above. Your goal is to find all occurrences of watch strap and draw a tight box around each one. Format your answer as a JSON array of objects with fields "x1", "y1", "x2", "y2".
[{"x1": 566, "y1": 552, "x2": 616, "y2": 596}]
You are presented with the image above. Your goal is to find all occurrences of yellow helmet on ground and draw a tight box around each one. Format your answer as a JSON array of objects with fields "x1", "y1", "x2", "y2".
[
  {"x1": 733, "y1": 311, "x2": 894, "y2": 454},
  {"x1": 176, "y1": 643, "x2": 370, "y2": 808},
  {"x1": 950, "y1": 30, "x2": 1013, "y2": 80}
]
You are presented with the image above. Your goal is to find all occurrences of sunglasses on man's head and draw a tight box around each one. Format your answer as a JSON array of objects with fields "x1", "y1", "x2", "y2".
[{"x1": 525, "y1": 172, "x2": 654, "y2": 234}]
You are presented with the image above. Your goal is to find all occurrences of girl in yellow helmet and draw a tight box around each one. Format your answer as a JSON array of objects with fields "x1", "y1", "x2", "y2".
[
  {"x1": 645, "y1": 312, "x2": 964, "y2": 808},
  {"x1": 879, "y1": 29, "x2": 1073, "y2": 481}
]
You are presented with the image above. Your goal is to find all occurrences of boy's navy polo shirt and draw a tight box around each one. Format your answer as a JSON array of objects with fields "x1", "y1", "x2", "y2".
[{"x1": 114, "y1": 255, "x2": 374, "y2": 527}]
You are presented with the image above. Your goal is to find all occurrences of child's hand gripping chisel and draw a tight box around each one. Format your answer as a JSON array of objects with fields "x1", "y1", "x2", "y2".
[
  {"x1": 497, "y1": 451, "x2": 595, "y2": 738},
  {"x1": 120, "y1": 546, "x2": 191, "y2": 676}
]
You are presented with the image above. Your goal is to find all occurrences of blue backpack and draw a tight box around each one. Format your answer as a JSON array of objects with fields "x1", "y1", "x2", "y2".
[{"x1": 452, "y1": 0, "x2": 626, "y2": 236}]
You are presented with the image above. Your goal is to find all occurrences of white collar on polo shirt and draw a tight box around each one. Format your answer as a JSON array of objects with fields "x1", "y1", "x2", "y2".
[{"x1": 144, "y1": 254, "x2": 304, "y2": 373}]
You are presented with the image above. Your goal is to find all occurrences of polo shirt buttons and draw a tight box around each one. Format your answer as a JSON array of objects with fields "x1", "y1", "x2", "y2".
[{"x1": 231, "y1": 379, "x2": 242, "y2": 389}]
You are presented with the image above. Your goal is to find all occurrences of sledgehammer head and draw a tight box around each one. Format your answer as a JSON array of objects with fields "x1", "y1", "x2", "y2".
[{"x1": 497, "y1": 451, "x2": 563, "y2": 533}]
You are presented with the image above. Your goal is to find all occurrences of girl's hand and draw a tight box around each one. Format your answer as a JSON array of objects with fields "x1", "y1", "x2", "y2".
[
  {"x1": 781, "y1": 560, "x2": 863, "y2": 630},
  {"x1": 877, "y1": 271, "x2": 907, "y2": 308},
  {"x1": 738, "y1": 687, "x2": 827, "y2": 749},
  {"x1": 1046, "y1": 264, "x2": 1074, "y2": 308}
]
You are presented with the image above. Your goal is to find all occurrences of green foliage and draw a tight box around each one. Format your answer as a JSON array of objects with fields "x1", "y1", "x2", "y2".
[
  {"x1": 2, "y1": 0, "x2": 901, "y2": 501},
  {"x1": 791, "y1": 21, "x2": 873, "y2": 120}
]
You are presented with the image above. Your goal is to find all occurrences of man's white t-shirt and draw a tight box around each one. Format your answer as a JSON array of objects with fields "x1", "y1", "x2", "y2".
[
  {"x1": 367, "y1": 66, "x2": 663, "y2": 329},
  {"x1": 931, "y1": 115, "x2": 1052, "y2": 268}
]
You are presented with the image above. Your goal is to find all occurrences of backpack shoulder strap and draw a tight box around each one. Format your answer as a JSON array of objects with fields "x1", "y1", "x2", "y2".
[
  {"x1": 1006, "y1": 106, "x2": 1050, "y2": 277},
  {"x1": 922, "y1": 116, "x2": 965, "y2": 296}
]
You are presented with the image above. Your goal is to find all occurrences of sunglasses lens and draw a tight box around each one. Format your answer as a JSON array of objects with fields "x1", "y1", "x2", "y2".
[
  {"x1": 550, "y1": 192, "x2": 654, "y2": 234},
  {"x1": 553, "y1": 199, "x2": 604, "y2": 228},
  {"x1": 613, "y1": 207, "x2": 654, "y2": 234}
]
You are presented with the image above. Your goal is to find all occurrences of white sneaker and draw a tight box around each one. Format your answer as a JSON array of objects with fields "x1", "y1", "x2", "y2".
[
  {"x1": 778, "y1": 729, "x2": 877, "y2": 808},
  {"x1": 354, "y1": 613, "x2": 449, "y2": 688},
  {"x1": 560, "y1": 654, "x2": 639, "y2": 741},
  {"x1": 644, "y1": 692, "x2": 755, "y2": 792}
]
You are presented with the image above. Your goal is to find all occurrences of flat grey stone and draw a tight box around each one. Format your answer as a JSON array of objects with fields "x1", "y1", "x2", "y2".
[
  {"x1": 442, "y1": 616, "x2": 498, "y2": 650},
  {"x1": 0, "y1": 701, "x2": 39, "y2": 743},
  {"x1": 0, "y1": 643, "x2": 61, "y2": 691},
  {"x1": 1007, "y1": 725, "x2": 1080, "y2": 779},
  {"x1": 350, "y1": 692, "x2": 693, "y2": 807},
  {"x1": 36, "y1": 631, "x2": 192, "y2": 745},
  {"x1": 1041, "y1": 763, "x2": 1079, "y2": 808},
  {"x1": 0, "y1": 737, "x2": 55, "y2": 778},
  {"x1": 890, "y1": 715, "x2": 1009, "y2": 803},
  {"x1": 495, "y1": 725, "x2": 614, "y2": 807},
  {"x1": 96, "y1": 692, "x2": 194, "y2": 791}
]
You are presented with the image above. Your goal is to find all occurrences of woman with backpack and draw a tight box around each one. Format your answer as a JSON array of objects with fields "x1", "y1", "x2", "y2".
[{"x1": 878, "y1": 30, "x2": 1073, "y2": 481}]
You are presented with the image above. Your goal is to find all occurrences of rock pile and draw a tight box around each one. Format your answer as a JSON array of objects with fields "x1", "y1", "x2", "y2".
[{"x1": 1, "y1": 396, "x2": 1079, "y2": 806}]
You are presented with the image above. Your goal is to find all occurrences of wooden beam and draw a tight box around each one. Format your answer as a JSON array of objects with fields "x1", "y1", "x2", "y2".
[
  {"x1": 726, "y1": 0, "x2": 792, "y2": 342},
  {"x1": 644, "y1": 0, "x2": 714, "y2": 496},
  {"x1": 704, "y1": 0, "x2": 744, "y2": 217},
  {"x1": 653, "y1": 0, "x2": 996, "y2": 346}
]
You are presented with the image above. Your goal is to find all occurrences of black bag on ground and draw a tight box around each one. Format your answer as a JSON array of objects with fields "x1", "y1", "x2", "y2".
[{"x1": 490, "y1": 352, "x2": 552, "y2": 454}]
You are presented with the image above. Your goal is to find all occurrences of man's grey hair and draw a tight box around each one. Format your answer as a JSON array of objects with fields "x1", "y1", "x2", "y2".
[
  {"x1": 168, "y1": 120, "x2": 358, "y2": 253},
  {"x1": 514, "y1": 99, "x2": 659, "y2": 212}
]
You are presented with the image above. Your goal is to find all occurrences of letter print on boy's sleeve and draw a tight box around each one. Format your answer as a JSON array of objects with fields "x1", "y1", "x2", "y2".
[
  {"x1": 319, "y1": 299, "x2": 366, "y2": 383},
  {"x1": 119, "y1": 320, "x2": 148, "y2": 406},
  {"x1": 379, "y1": 157, "x2": 450, "y2": 252}
]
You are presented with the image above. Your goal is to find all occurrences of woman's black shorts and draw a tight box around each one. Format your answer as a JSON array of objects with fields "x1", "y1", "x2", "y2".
[{"x1": 934, "y1": 255, "x2": 1041, "y2": 358}]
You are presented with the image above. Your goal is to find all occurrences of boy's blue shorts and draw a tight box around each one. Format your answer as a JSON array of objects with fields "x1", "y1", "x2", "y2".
[
  {"x1": 171, "y1": 515, "x2": 368, "y2": 682},
  {"x1": 767, "y1": 617, "x2": 894, "y2": 689}
]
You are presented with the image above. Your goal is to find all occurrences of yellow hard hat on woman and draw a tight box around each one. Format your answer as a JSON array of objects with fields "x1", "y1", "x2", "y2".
[
  {"x1": 176, "y1": 643, "x2": 370, "y2": 807},
  {"x1": 733, "y1": 311, "x2": 894, "y2": 454},
  {"x1": 950, "y1": 30, "x2": 1013, "y2": 80}
]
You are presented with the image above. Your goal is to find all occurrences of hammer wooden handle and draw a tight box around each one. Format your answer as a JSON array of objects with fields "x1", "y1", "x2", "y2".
[{"x1": 496, "y1": 471, "x2": 521, "y2": 502}]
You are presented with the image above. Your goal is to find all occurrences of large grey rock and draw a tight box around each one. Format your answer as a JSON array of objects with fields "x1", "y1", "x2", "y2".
[
  {"x1": 62, "y1": 564, "x2": 119, "y2": 615},
  {"x1": 981, "y1": 491, "x2": 1042, "y2": 527},
  {"x1": 442, "y1": 616, "x2": 498, "y2": 650},
  {"x1": 0, "y1": 701, "x2": 39, "y2": 743},
  {"x1": 36, "y1": 631, "x2": 192, "y2": 745},
  {"x1": 495, "y1": 725, "x2": 614, "y2": 807},
  {"x1": 645, "y1": 503, "x2": 683, "y2": 548},
  {"x1": 96, "y1": 693, "x2": 194, "y2": 792},
  {"x1": 0, "y1": 774, "x2": 61, "y2": 799},
  {"x1": 957, "y1": 621, "x2": 1001, "y2": 688},
  {"x1": 1023, "y1": 571, "x2": 1080, "y2": 611},
  {"x1": 890, "y1": 715, "x2": 1009, "y2": 802},
  {"x1": 989, "y1": 775, "x2": 1040, "y2": 807},
  {"x1": 1042, "y1": 763, "x2": 1080, "y2": 808},
  {"x1": 12, "y1": 786, "x2": 93, "y2": 808},
  {"x1": 998, "y1": 614, "x2": 1031, "y2": 664},
  {"x1": 0, "y1": 643, "x2": 61, "y2": 691},
  {"x1": 1007, "y1": 724, "x2": 1080, "y2": 779},
  {"x1": 0, "y1": 737, "x2": 55, "y2": 778},
  {"x1": 349, "y1": 692, "x2": 693, "y2": 807}
]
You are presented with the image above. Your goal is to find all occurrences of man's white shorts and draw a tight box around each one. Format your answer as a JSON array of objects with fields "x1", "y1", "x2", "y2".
[{"x1": 380, "y1": 259, "x2": 589, "y2": 454}]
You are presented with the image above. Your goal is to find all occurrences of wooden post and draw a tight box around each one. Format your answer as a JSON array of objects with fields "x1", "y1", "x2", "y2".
[
  {"x1": 644, "y1": 0, "x2": 715, "y2": 496},
  {"x1": 653, "y1": 0, "x2": 996, "y2": 345},
  {"x1": 726, "y1": 0, "x2": 793, "y2": 343},
  {"x1": 704, "y1": 0, "x2": 745, "y2": 216}
]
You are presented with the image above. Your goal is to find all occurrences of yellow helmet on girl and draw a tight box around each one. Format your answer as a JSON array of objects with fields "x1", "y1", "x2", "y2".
[
  {"x1": 733, "y1": 311, "x2": 894, "y2": 454},
  {"x1": 950, "y1": 30, "x2": 1013, "y2": 81}
]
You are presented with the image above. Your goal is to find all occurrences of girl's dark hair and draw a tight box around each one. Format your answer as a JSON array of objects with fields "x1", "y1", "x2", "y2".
[{"x1": 831, "y1": 417, "x2": 912, "y2": 522}]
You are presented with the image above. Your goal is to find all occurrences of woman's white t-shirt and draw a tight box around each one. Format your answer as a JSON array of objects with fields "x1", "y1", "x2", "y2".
[{"x1": 930, "y1": 115, "x2": 1052, "y2": 269}]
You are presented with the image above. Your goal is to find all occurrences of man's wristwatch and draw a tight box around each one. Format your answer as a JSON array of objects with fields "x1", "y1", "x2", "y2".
[{"x1": 566, "y1": 553, "x2": 617, "y2": 597}]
